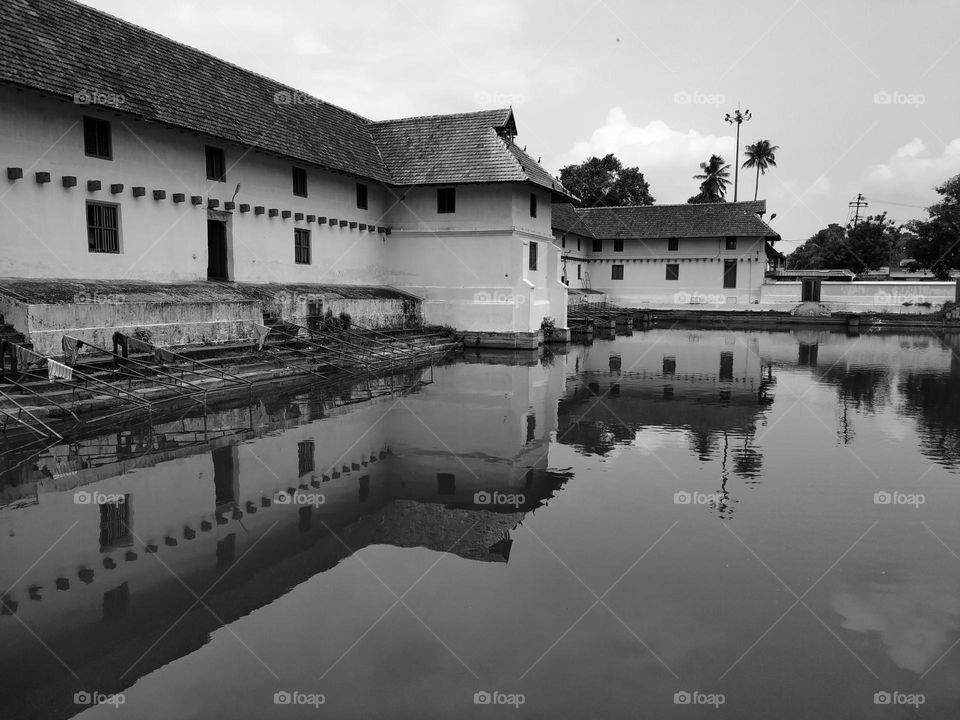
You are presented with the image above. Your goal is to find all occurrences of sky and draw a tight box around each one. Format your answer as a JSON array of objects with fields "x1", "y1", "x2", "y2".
[{"x1": 79, "y1": 0, "x2": 960, "y2": 250}]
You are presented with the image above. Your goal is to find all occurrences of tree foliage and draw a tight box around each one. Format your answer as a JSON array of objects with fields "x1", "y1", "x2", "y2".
[
  {"x1": 741, "y1": 140, "x2": 779, "y2": 201},
  {"x1": 906, "y1": 174, "x2": 960, "y2": 279},
  {"x1": 558, "y1": 153, "x2": 655, "y2": 207},
  {"x1": 688, "y1": 155, "x2": 731, "y2": 203},
  {"x1": 786, "y1": 214, "x2": 902, "y2": 273}
]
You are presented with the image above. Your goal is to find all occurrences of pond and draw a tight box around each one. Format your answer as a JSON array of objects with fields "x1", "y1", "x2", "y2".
[{"x1": 1, "y1": 327, "x2": 958, "y2": 719}]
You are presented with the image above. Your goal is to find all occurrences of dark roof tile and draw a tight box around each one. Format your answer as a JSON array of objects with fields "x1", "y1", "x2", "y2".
[{"x1": 571, "y1": 201, "x2": 779, "y2": 240}]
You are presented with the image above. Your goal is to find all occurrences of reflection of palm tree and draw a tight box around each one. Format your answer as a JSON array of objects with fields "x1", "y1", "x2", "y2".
[
  {"x1": 693, "y1": 155, "x2": 731, "y2": 202},
  {"x1": 741, "y1": 140, "x2": 779, "y2": 201}
]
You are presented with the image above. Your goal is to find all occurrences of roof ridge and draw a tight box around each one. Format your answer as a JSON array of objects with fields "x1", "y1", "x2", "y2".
[
  {"x1": 61, "y1": 0, "x2": 374, "y2": 125},
  {"x1": 577, "y1": 201, "x2": 764, "y2": 211},
  {"x1": 371, "y1": 108, "x2": 513, "y2": 126}
]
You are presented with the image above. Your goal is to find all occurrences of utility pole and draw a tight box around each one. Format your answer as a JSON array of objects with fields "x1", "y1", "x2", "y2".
[
  {"x1": 848, "y1": 193, "x2": 868, "y2": 226},
  {"x1": 724, "y1": 106, "x2": 752, "y2": 202}
]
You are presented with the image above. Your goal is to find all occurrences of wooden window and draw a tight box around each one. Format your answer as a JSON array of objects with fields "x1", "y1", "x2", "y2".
[
  {"x1": 298, "y1": 440, "x2": 315, "y2": 476},
  {"x1": 577, "y1": 264, "x2": 582, "y2": 279},
  {"x1": 529, "y1": 241, "x2": 538, "y2": 271},
  {"x1": 87, "y1": 201, "x2": 120, "y2": 253},
  {"x1": 295, "y1": 229, "x2": 311, "y2": 265},
  {"x1": 611, "y1": 264, "x2": 624, "y2": 280},
  {"x1": 292, "y1": 167, "x2": 307, "y2": 197},
  {"x1": 665, "y1": 263, "x2": 679, "y2": 281},
  {"x1": 719, "y1": 351, "x2": 734, "y2": 381},
  {"x1": 83, "y1": 116, "x2": 112, "y2": 159},
  {"x1": 356, "y1": 182, "x2": 368, "y2": 209},
  {"x1": 592, "y1": 238, "x2": 603, "y2": 252},
  {"x1": 723, "y1": 259, "x2": 738, "y2": 288},
  {"x1": 437, "y1": 187, "x2": 456, "y2": 213},
  {"x1": 205, "y1": 146, "x2": 226, "y2": 182},
  {"x1": 561, "y1": 235, "x2": 566, "y2": 248},
  {"x1": 668, "y1": 237, "x2": 679, "y2": 251},
  {"x1": 614, "y1": 238, "x2": 624, "y2": 252},
  {"x1": 577, "y1": 238, "x2": 581, "y2": 251},
  {"x1": 726, "y1": 236, "x2": 737, "y2": 250},
  {"x1": 530, "y1": 193, "x2": 537, "y2": 218}
]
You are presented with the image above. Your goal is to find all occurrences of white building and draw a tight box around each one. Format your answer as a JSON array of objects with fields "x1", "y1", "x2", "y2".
[
  {"x1": 552, "y1": 201, "x2": 781, "y2": 308},
  {"x1": 0, "y1": 0, "x2": 571, "y2": 349}
]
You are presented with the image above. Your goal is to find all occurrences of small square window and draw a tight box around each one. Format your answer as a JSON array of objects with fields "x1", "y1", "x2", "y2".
[
  {"x1": 726, "y1": 236, "x2": 737, "y2": 250},
  {"x1": 205, "y1": 146, "x2": 226, "y2": 182},
  {"x1": 293, "y1": 167, "x2": 307, "y2": 197},
  {"x1": 529, "y1": 241, "x2": 538, "y2": 271},
  {"x1": 437, "y1": 187, "x2": 455, "y2": 213},
  {"x1": 294, "y1": 228, "x2": 311, "y2": 265},
  {"x1": 592, "y1": 238, "x2": 603, "y2": 253},
  {"x1": 87, "y1": 201, "x2": 120, "y2": 253},
  {"x1": 614, "y1": 238, "x2": 624, "y2": 252},
  {"x1": 666, "y1": 263, "x2": 679, "y2": 281},
  {"x1": 612, "y1": 264, "x2": 624, "y2": 280},
  {"x1": 530, "y1": 193, "x2": 538, "y2": 218},
  {"x1": 83, "y1": 116, "x2": 112, "y2": 159},
  {"x1": 668, "y1": 237, "x2": 679, "y2": 251},
  {"x1": 356, "y1": 182, "x2": 368, "y2": 209}
]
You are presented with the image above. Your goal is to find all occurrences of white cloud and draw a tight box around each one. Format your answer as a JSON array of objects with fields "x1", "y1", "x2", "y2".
[
  {"x1": 863, "y1": 137, "x2": 960, "y2": 207},
  {"x1": 551, "y1": 107, "x2": 736, "y2": 203}
]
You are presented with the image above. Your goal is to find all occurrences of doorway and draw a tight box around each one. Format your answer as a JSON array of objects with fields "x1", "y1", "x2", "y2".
[{"x1": 207, "y1": 219, "x2": 229, "y2": 280}]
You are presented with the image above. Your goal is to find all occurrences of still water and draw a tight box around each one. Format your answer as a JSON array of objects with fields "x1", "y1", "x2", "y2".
[{"x1": 1, "y1": 327, "x2": 959, "y2": 719}]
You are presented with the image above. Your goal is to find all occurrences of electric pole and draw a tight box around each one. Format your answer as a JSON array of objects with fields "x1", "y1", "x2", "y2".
[
  {"x1": 848, "y1": 193, "x2": 868, "y2": 226},
  {"x1": 724, "y1": 106, "x2": 752, "y2": 202}
]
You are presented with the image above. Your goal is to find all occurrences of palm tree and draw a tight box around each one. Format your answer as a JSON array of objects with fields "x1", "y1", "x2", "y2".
[
  {"x1": 691, "y1": 155, "x2": 731, "y2": 203},
  {"x1": 741, "y1": 140, "x2": 779, "y2": 201}
]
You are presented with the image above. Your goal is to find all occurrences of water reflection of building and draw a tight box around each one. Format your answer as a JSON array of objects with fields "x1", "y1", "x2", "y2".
[{"x1": 0, "y1": 356, "x2": 568, "y2": 720}]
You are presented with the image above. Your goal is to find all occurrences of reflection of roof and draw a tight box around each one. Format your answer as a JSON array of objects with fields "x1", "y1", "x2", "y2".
[{"x1": 553, "y1": 201, "x2": 779, "y2": 240}]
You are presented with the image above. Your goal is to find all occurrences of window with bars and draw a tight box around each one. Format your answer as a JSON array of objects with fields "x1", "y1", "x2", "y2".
[
  {"x1": 614, "y1": 238, "x2": 624, "y2": 252},
  {"x1": 83, "y1": 116, "x2": 112, "y2": 159},
  {"x1": 298, "y1": 440, "x2": 315, "y2": 476},
  {"x1": 665, "y1": 263, "x2": 679, "y2": 281},
  {"x1": 437, "y1": 187, "x2": 456, "y2": 213},
  {"x1": 612, "y1": 264, "x2": 624, "y2": 280},
  {"x1": 356, "y1": 182, "x2": 368, "y2": 209},
  {"x1": 293, "y1": 167, "x2": 307, "y2": 197},
  {"x1": 295, "y1": 228, "x2": 311, "y2": 265},
  {"x1": 668, "y1": 237, "x2": 679, "y2": 251},
  {"x1": 726, "y1": 236, "x2": 737, "y2": 250},
  {"x1": 205, "y1": 145, "x2": 226, "y2": 182},
  {"x1": 87, "y1": 202, "x2": 120, "y2": 253},
  {"x1": 529, "y1": 241, "x2": 538, "y2": 271}
]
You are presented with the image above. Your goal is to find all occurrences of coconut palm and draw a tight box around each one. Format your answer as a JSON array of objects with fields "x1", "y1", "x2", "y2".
[
  {"x1": 691, "y1": 155, "x2": 731, "y2": 203},
  {"x1": 741, "y1": 140, "x2": 779, "y2": 201}
]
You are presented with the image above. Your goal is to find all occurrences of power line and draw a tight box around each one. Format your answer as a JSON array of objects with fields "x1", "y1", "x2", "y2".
[
  {"x1": 869, "y1": 198, "x2": 929, "y2": 210},
  {"x1": 848, "y1": 193, "x2": 868, "y2": 226}
]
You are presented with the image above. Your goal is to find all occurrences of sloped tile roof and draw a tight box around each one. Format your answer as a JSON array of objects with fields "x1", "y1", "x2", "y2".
[
  {"x1": 572, "y1": 201, "x2": 779, "y2": 240},
  {"x1": 369, "y1": 110, "x2": 573, "y2": 197},
  {"x1": 2, "y1": 0, "x2": 567, "y2": 194},
  {"x1": 551, "y1": 203, "x2": 596, "y2": 238}
]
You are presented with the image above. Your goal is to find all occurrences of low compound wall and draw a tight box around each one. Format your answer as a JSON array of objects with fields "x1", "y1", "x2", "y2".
[{"x1": 760, "y1": 281, "x2": 957, "y2": 313}]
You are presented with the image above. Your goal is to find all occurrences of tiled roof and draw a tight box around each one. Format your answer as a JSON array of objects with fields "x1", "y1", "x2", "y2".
[
  {"x1": 1, "y1": 0, "x2": 392, "y2": 181},
  {"x1": 571, "y1": 201, "x2": 779, "y2": 240},
  {"x1": 369, "y1": 110, "x2": 573, "y2": 197},
  {"x1": 551, "y1": 203, "x2": 596, "y2": 238},
  {"x1": 2, "y1": 0, "x2": 567, "y2": 194}
]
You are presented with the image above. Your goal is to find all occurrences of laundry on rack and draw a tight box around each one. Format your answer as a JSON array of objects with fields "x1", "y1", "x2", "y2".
[
  {"x1": 47, "y1": 359, "x2": 73, "y2": 382},
  {"x1": 127, "y1": 336, "x2": 155, "y2": 354},
  {"x1": 61, "y1": 335, "x2": 83, "y2": 365},
  {"x1": 14, "y1": 344, "x2": 45, "y2": 369},
  {"x1": 153, "y1": 347, "x2": 177, "y2": 364},
  {"x1": 253, "y1": 324, "x2": 271, "y2": 350}
]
